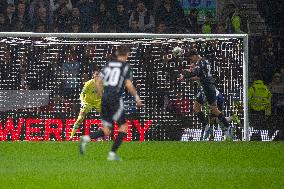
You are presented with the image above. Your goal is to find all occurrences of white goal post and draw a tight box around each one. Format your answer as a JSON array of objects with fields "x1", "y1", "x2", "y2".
[{"x1": 0, "y1": 32, "x2": 249, "y2": 141}]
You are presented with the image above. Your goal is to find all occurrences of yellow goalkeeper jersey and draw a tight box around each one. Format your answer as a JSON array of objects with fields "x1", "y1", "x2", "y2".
[{"x1": 80, "y1": 79, "x2": 102, "y2": 108}]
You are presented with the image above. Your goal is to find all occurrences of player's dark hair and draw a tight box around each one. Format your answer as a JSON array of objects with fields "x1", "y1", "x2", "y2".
[
  {"x1": 116, "y1": 46, "x2": 130, "y2": 56},
  {"x1": 92, "y1": 67, "x2": 99, "y2": 73}
]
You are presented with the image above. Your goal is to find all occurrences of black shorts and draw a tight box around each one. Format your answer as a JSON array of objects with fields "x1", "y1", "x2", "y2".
[
  {"x1": 196, "y1": 84, "x2": 217, "y2": 105},
  {"x1": 196, "y1": 91, "x2": 223, "y2": 111},
  {"x1": 101, "y1": 96, "x2": 126, "y2": 127}
]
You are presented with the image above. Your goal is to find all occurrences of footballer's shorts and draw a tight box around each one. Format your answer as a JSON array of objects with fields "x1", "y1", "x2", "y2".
[
  {"x1": 101, "y1": 95, "x2": 126, "y2": 128},
  {"x1": 196, "y1": 85, "x2": 222, "y2": 109},
  {"x1": 81, "y1": 103, "x2": 101, "y2": 114},
  {"x1": 200, "y1": 84, "x2": 217, "y2": 105}
]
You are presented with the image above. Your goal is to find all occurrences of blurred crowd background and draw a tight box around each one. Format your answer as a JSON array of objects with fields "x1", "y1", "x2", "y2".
[
  {"x1": 0, "y1": 0, "x2": 283, "y2": 79},
  {"x1": 0, "y1": 0, "x2": 283, "y2": 140}
]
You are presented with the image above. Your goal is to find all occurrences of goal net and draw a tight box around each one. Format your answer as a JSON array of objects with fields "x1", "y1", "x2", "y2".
[{"x1": 0, "y1": 33, "x2": 248, "y2": 141}]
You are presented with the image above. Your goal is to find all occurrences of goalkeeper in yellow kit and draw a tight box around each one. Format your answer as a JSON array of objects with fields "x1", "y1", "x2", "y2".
[{"x1": 70, "y1": 70, "x2": 103, "y2": 140}]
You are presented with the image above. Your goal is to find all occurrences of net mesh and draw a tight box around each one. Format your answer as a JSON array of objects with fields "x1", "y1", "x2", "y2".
[{"x1": 0, "y1": 36, "x2": 244, "y2": 141}]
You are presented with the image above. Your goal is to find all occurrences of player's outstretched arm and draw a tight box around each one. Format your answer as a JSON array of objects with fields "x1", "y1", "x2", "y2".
[{"x1": 124, "y1": 79, "x2": 143, "y2": 107}]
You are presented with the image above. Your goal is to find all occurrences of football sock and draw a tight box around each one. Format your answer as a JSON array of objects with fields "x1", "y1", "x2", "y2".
[
  {"x1": 111, "y1": 131, "x2": 127, "y2": 153},
  {"x1": 90, "y1": 129, "x2": 105, "y2": 139},
  {"x1": 197, "y1": 112, "x2": 208, "y2": 127},
  {"x1": 218, "y1": 113, "x2": 230, "y2": 128},
  {"x1": 70, "y1": 115, "x2": 84, "y2": 138},
  {"x1": 204, "y1": 125, "x2": 211, "y2": 139}
]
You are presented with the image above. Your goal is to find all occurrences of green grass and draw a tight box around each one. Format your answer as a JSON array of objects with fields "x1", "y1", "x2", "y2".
[{"x1": 0, "y1": 142, "x2": 283, "y2": 189}]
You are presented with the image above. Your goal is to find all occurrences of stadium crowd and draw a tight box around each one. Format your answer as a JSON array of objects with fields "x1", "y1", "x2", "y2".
[
  {"x1": 0, "y1": 0, "x2": 283, "y2": 140},
  {"x1": 0, "y1": 0, "x2": 247, "y2": 33}
]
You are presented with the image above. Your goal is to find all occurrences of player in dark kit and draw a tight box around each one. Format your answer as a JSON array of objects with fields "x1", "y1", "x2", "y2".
[
  {"x1": 178, "y1": 49, "x2": 231, "y2": 133},
  {"x1": 196, "y1": 87, "x2": 240, "y2": 140},
  {"x1": 80, "y1": 46, "x2": 143, "y2": 161}
]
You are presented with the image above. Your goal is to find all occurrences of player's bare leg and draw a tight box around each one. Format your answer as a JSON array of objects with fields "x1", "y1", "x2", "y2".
[
  {"x1": 193, "y1": 101, "x2": 208, "y2": 140},
  {"x1": 211, "y1": 103, "x2": 230, "y2": 127},
  {"x1": 107, "y1": 123, "x2": 127, "y2": 161},
  {"x1": 193, "y1": 101, "x2": 207, "y2": 126},
  {"x1": 79, "y1": 124, "x2": 111, "y2": 155},
  {"x1": 211, "y1": 103, "x2": 232, "y2": 140},
  {"x1": 70, "y1": 111, "x2": 86, "y2": 140}
]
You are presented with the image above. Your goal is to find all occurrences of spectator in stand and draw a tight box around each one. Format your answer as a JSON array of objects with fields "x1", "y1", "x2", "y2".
[
  {"x1": 46, "y1": 95, "x2": 73, "y2": 114},
  {"x1": 0, "y1": 1, "x2": 7, "y2": 14},
  {"x1": 249, "y1": 79, "x2": 272, "y2": 116},
  {"x1": 13, "y1": 19, "x2": 25, "y2": 31},
  {"x1": 4, "y1": 3, "x2": 16, "y2": 31},
  {"x1": 187, "y1": 8, "x2": 199, "y2": 33},
  {"x1": 0, "y1": 45, "x2": 20, "y2": 89},
  {"x1": 215, "y1": 22, "x2": 225, "y2": 34},
  {"x1": 15, "y1": 2, "x2": 29, "y2": 29},
  {"x1": 112, "y1": 3, "x2": 129, "y2": 32},
  {"x1": 28, "y1": 0, "x2": 53, "y2": 28},
  {"x1": 82, "y1": 44, "x2": 97, "y2": 75},
  {"x1": 70, "y1": 7, "x2": 80, "y2": 24},
  {"x1": 261, "y1": 45, "x2": 277, "y2": 84},
  {"x1": 50, "y1": 0, "x2": 73, "y2": 12},
  {"x1": 0, "y1": 14, "x2": 9, "y2": 31},
  {"x1": 76, "y1": 0, "x2": 97, "y2": 32},
  {"x1": 231, "y1": 8, "x2": 242, "y2": 33},
  {"x1": 107, "y1": 24, "x2": 118, "y2": 33},
  {"x1": 270, "y1": 72, "x2": 284, "y2": 114},
  {"x1": 27, "y1": 50, "x2": 49, "y2": 89},
  {"x1": 155, "y1": 0, "x2": 186, "y2": 33},
  {"x1": 95, "y1": 2, "x2": 111, "y2": 32},
  {"x1": 239, "y1": 8, "x2": 249, "y2": 33},
  {"x1": 263, "y1": 34, "x2": 273, "y2": 48},
  {"x1": 71, "y1": 22, "x2": 80, "y2": 33},
  {"x1": 129, "y1": 1, "x2": 155, "y2": 32},
  {"x1": 52, "y1": 25, "x2": 59, "y2": 32},
  {"x1": 42, "y1": 53, "x2": 58, "y2": 91},
  {"x1": 155, "y1": 22, "x2": 168, "y2": 33},
  {"x1": 62, "y1": 45, "x2": 82, "y2": 100},
  {"x1": 107, "y1": 0, "x2": 135, "y2": 13},
  {"x1": 270, "y1": 73, "x2": 282, "y2": 89},
  {"x1": 49, "y1": 51, "x2": 64, "y2": 96},
  {"x1": 262, "y1": 33, "x2": 277, "y2": 57},
  {"x1": 225, "y1": 7, "x2": 248, "y2": 34},
  {"x1": 89, "y1": 21, "x2": 100, "y2": 33},
  {"x1": 17, "y1": 50, "x2": 29, "y2": 89},
  {"x1": 54, "y1": 6, "x2": 70, "y2": 32},
  {"x1": 34, "y1": 23, "x2": 46, "y2": 32},
  {"x1": 32, "y1": 6, "x2": 52, "y2": 31},
  {"x1": 129, "y1": 20, "x2": 139, "y2": 32},
  {"x1": 16, "y1": 0, "x2": 29, "y2": 3},
  {"x1": 19, "y1": 68, "x2": 29, "y2": 90},
  {"x1": 201, "y1": 12, "x2": 213, "y2": 34},
  {"x1": 280, "y1": 67, "x2": 284, "y2": 82},
  {"x1": 224, "y1": 4, "x2": 235, "y2": 33},
  {"x1": 249, "y1": 55, "x2": 261, "y2": 80},
  {"x1": 125, "y1": 0, "x2": 137, "y2": 16}
]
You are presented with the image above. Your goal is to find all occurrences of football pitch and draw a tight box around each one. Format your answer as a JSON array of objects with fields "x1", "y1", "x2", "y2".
[{"x1": 0, "y1": 142, "x2": 283, "y2": 189}]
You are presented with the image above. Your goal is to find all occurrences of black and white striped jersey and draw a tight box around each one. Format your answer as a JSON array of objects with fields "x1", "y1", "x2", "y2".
[{"x1": 101, "y1": 61, "x2": 132, "y2": 97}]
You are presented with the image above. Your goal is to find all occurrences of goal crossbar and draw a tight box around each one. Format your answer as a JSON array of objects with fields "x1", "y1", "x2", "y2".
[{"x1": 0, "y1": 32, "x2": 247, "y2": 39}]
